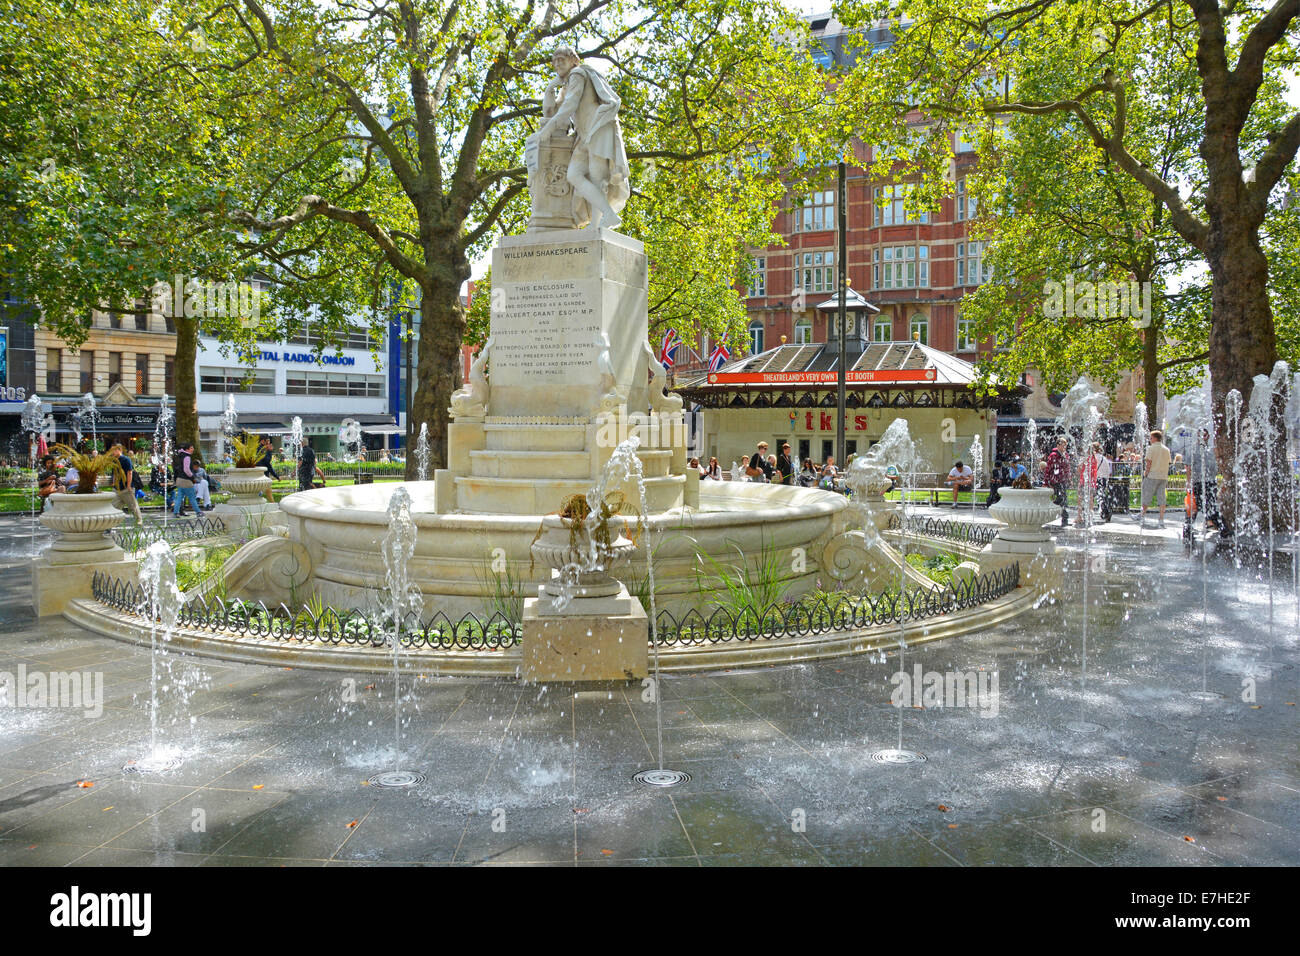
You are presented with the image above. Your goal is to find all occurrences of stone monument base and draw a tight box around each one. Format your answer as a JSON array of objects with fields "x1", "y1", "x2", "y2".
[
  {"x1": 977, "y1": 538, "x2": 1061, "y2": 593},
  {"x1": 212, "y1": 501, "x2": 279, "y2": 538},
  {"x1": 34, "y1": 554, "x2": 138, "y2": 618},
  {"x1": 521, "y1": 583, "x2": 648, "y2": 682}
]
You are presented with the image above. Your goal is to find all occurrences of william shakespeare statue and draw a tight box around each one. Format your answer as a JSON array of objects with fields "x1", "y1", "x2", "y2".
[{"x1": 525, "y1": 47, "x2": 631, "y2": 231}]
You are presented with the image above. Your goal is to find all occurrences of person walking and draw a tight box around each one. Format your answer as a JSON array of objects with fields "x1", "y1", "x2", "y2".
[
  {"x1": 172, "y1": 441, "x2": 201, "y2": 519},
  {"x1": 108, "y1": 443, "x2": 142, "y2": 522},
  {"x1": 745, "y1": 441, "x2": 773, "y2": 482},
  {"x1": 256, "y1": 436, "x2": 279, "y2": 505},
  {"x1": 1140, "y1": 429, "x2": 1173, "y2": 529},
  {"x1": 1185, "y1": 427, "x2": 1222, "y2": 534},
  {"x1": 776, "y1": 442, "x2": 794, "y2": 487},
  {"x1": 1044, "y1": 437, "x2": 1072, "y2": 527},
  {"x1": 298, "y1": 441, "x2": 324, "y2": 492}
]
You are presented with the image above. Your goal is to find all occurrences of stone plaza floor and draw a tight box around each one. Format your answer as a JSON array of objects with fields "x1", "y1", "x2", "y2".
[{"x1": 0, "y1": 511, "x2": 1296, "y2": 866}]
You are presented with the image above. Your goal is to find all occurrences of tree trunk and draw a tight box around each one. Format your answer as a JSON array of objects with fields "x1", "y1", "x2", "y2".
[
  {"x1": 1206, "y1": 217, "x2": 1290, "y2": 534},
  {"x1": 173, "y1": 315, "x2": 202, "y2": 465},
  {"x1": 408, "y1": 272, "x2": 468, "y2": 480},
  {"x1": 1141, "y1": 319, "x2": 1159, "y2": 417}
]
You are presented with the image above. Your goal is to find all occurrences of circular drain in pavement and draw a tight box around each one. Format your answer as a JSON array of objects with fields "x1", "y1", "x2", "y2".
[
  {"x1": 123, "y1": 754, "x2": 183, "y2": 774},
  {"x1": 869, "y1": 748, "x2": 927, "y2": 764},
  {"x1": 366, "y1": 770, "x2": 426, "y2": 789},
  {"x1": 1065, "y1": 720, "x2": 1105, "y2": 735},
  {"x1": 633, "y1": 769, "x2": 692, "y2": 787}
]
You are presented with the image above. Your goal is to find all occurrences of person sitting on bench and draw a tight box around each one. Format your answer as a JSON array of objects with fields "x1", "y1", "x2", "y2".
[{"x1": 945, "y1": 460, "x2": 974, "y2": 506}]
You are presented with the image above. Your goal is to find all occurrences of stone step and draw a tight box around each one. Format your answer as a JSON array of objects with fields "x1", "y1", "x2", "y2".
[
  {"x1": 454, "y1": 474, "x2": 684, "y2": 516},
  {"x1": 469, "y1": 449, "x2": 591, "y2": 480},
  {"x1": 484, "y1": 423, "x2": 588, "y2": 452}
]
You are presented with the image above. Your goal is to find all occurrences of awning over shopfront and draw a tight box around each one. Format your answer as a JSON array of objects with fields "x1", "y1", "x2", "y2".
[{"x1": 675, "y1": 340, "x2": 1026, "y2": 412}]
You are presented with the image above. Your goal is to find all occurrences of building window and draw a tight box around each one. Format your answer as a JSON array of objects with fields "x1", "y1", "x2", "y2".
[
  {"x1": 285, "y1": 371, "x2": 383, "y2": 397},
  {"x1": 796, "y1": 250, "x2": 836, "y2": 295},
  {"x1": 794, "y1": 190, "x2": 834, "y2": 232},
  {"x1": 909, "y1": 314, "x2": 928, "y2": 345},
  {"x1": 748, "y1": 321, "x2": 764, "y2": 355},
  {"x1": 108, "y1": 352, "x2": 121, "y2": 389},
  {"x1": 135, "y1": 312, "x2": 148, "y2": 331},
  {"x1": 957, "y1": 314, "x2": 976, "y2": 351},
  {"x1": 873, "y1": 246, "x2": 929, "y2": 289},
  {"x1": 135, "y1": 354, "x2": 149, "y2": 395},
  {"x1": 749, "y1": 257, "x2": 766, "y2": 298},
  {"x1": 199, "y1": 366, "x2": 276, "y2": 395},
  {"x1": 285, "y1": 324, "x2": 374, "y2": 351},
  {"x1": 164, "y1": 356, "x2": 175, "y2": 396},
  {"x1": 962, "y1": 240, "x2": 990, "y2": 285},
  {"x1": 956, "y1": 178, "x2": 978, "y2": 222},
  {"x1": 793, "y1": 317, "x2": 812, "y2": 344},
  {"x1": 46, "y1": 348, "x2": 61, "y2": 393},
  {"x1": 873, "y1": 184, "x2": 927, "y2": 226},
  {"x1": 873, "y1": 315, "x2": 892, "y2": 342},
  {"x1": 80, "y1": 350, "x2": 94, "y2": 394}
]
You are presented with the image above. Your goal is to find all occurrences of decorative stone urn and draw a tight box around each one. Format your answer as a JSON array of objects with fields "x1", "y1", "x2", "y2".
[
  {"x1": 987, "y1": 487, "x2": 1058, "y2": 542},
  {"x1": 218, "y1": 466, "x2": 273, "y2": 508},
  {"x1": 530, "y1": 513, "x2": 636, "y2": 600},
  {"x1": 843, "y1": 461, "x2": 899, "y2": 534},
  {"x1": 39, "y1": 491, "x2": 127, "y2": 564}
]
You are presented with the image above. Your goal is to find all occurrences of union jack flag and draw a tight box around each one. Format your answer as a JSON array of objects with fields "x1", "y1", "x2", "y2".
[
  {"x1": 708, "y1": 341, "x2": 731, "y2": 372},
  {"x1": 659, "y1": 328, "x2": 681, "y2": 369}
]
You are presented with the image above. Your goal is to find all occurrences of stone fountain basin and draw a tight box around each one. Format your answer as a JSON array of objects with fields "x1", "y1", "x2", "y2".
[{"x1": 279, "y1": 480, "x2": 851, "y2": 617}]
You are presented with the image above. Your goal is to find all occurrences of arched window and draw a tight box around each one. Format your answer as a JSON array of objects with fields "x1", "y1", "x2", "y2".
[
  {"x1": 909, "y1": 313, "x2": 928, "y2": 345},
  {"x1": 748, "y1": 321, "x2": 764, "y2": 355},
  {"x1": 793, "y1": 317, "x2": 812, "y2": 345}
]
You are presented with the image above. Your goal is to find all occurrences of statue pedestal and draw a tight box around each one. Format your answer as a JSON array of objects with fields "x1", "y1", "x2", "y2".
[
  {"x1": 527, "y1": 132, "x2": 582, "y2": 231},
  {"x1": 521, "y1": 583, "x2": 649, "y2": 683}
]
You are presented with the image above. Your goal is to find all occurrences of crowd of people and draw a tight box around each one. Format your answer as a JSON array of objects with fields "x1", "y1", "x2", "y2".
[
  {"x1": 688, "y1": 440, "x2": 845, "y2": 491},
  {"x1": 683, "y1": 428, "x2": 1234, "y2": 536}
]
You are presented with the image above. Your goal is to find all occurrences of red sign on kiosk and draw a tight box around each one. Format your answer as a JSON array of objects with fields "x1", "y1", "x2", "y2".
[{"x1": 706, "y1": 368, "x2": 937, "y2": 385}]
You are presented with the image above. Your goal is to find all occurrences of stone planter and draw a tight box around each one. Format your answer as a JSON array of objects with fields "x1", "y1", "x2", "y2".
[
  {"x1": 218, "y1": 466, "x2": 273, "y2": 508},
  {"x1": 987, "y1": 487, "x2": 1058, "y2": 543},
  {"x1": 530, "y1": 514, "x2": 636, "y2": 599},
  {"x1": 39, "y1": 491, "x2": 126, "y2": 564}
]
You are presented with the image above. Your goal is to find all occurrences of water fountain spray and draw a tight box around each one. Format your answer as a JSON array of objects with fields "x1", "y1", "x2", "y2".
[
  {"x1": 153, "y1": 394, "x2": 174, "y2": 528},
  {"x1": 219, "y1": 393, "x2": 238, "y2": 462},
  {"x1": 588, "y1": 437, "x2": 689, "y2": 787},
  {"x1": 1025, "y1": 418, "x2": 1039, "y2": 486},
  {"x1": 367, "y1": 486, "x2": 425, "y2": 789},
  {"x1": 416, "y1": 422, "x2": 431, "y2": 482},
  {"x1": 1171, "y1": 383, "x2": 1220, "y2": 701},
  {"x1": 126, "y1": 540, "x2": 183, "y2": 774},
  {"x1": 969, "y1": 433, "x2": 984, "y2": 518},
  {"x1": 1133, "y1": 401, "x2": 1149, "y2": 537},
  {"x1": 79, "y1": 392, "x2": 100, "y2": 452},
  {"x1": 1224, "y1": 388, "x2": 1243, "y2": 596},
  {"x1": 21, "y1": 394, "x2": 45, "y2": 556},
  {"x1": 1286, "y1": 369, "x2": 1300, "y2": 633},
  {"x1": 285, "y1": 416, "x2": 305, "y2": 488},
  {"x1": 1247, "y1": 372, "x2": 1278, "y2": 637},
  {"x1": 1060, "y1": 378, "x2": 1110, "y2": 735},
  {"x1": 860, "y1": 419, "x2": 927, "y2": 764}
]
